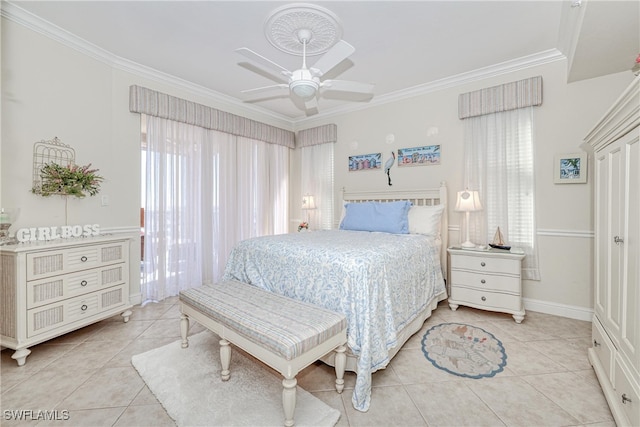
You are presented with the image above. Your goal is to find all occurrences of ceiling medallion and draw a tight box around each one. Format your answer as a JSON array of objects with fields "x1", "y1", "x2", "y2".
[{"x1": 264, "y1": 3, "x2": 343, "y2": 56}]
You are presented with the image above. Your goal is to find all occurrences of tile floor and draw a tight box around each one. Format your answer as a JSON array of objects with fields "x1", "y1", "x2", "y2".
[{"x1": 1, "y1": 298, "x2": 615, "y2": 427}]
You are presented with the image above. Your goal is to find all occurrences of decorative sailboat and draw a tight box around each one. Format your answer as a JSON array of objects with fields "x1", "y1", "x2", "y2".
[{"x1": 489, "y1": 227, "x2": 511, "y2": 250}]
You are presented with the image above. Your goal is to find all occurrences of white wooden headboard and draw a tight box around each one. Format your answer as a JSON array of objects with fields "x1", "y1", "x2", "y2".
[{"x1": 340, "y1": 181, "x2": 448, "y2": 280}]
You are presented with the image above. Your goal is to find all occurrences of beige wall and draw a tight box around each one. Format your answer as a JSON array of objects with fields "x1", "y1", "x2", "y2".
[{"x1": 2, "y1": 16, "x2": 635, "y2": 317}]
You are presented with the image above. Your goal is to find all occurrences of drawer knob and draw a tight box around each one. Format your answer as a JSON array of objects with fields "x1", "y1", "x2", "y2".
[
  {"x1": 80, "y1": 280, "x2": 88, "y2": 287},
  {"x1": 621, "y1": 393, "x2": 632, "y2": 404},
  {"x1": 593, "y1": 339, "x2": 601, "y2": 347},
  {"x1": 480, "y1": 262, "x2": 486, "y2": 267},
  {"x1": 480, "y1": 279, "x2": 486, "y2": 284},
  {"x1": 81, "y1": 256, "x2": 88, "y2": 262},
  {"x1": 481, "y1": 296, "x2": 487, "y2": 302},
  {"x1": 614, "y1": 236, "x2": 624, "y2": 245},
  {"x1": 81, "y1": 304, "x2": 88, "y2": 311}
]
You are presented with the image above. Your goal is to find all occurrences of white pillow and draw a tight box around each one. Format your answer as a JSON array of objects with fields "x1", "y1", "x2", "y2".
[{"x1": 408, "y1": 204, "x2": 444, "y2": 237}]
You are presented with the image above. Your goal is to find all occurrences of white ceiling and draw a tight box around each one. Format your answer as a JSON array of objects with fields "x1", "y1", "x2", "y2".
[{"x1": 5, "y1": 1, "x2": 639, "y2": 123}]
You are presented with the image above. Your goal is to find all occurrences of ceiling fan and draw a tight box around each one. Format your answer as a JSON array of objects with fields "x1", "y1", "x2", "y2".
[{"x1": 236, "y1": 28, "x2": 375, "y2": 116}]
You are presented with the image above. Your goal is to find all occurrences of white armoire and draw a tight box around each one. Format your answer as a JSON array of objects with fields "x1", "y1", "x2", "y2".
[{"x1": 585, "y1": 75, "x2": 639, "y2": 427}]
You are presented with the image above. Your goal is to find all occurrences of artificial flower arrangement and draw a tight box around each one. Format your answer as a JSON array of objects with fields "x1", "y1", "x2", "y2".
[
  {"x1": 32, "y1": 162, "x2": 103, "y2": 198},
  {"x1": 298, "y1": 221, "x2": 309, "y2": 232}
]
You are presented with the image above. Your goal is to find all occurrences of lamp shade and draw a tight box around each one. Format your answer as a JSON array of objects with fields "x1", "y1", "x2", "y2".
[
  {"x1": 455, "y1": 190, "x2": 483, "y2": 212},
  {"x1": 302, "y1": 195, "x2": 316, "y2": 210}
]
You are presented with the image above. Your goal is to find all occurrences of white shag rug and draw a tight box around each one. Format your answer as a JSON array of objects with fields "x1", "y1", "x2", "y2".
[{"x1": 131, "y1": 331, "x2": 341, "y2": 427}]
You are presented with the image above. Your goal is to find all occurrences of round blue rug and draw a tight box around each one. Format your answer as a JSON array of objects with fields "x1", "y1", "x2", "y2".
[{"x1": 421, "y1": 322, "x2": 507, "y2": 379}]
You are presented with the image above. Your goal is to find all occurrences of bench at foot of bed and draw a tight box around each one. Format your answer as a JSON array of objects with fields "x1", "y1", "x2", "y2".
[{"x1": 179, "y1": 280, "x2": 348, "y2": 427}]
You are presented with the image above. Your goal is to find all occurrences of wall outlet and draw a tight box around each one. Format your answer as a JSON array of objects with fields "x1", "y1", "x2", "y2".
[{"x1": 101, "y1": 195, "x2": 109, "y2": 206}]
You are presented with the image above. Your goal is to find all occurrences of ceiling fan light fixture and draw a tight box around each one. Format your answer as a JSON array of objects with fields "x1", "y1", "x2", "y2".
[{"x1": 290, "y1": 80, "x2": 318, "y2": 100}]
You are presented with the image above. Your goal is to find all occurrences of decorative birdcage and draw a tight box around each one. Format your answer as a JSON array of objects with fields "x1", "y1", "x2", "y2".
[{"x1": 32, "y1": 137, "x2": 76, "y2": 193}]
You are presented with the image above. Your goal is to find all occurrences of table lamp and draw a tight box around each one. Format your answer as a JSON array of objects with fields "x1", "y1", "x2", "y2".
[
  {"x1": 455, "y1": 189, "x2": 483, "y2": 249},
  {"x1": 301, "y1": 194, "x2": 316, "y2": 225}
]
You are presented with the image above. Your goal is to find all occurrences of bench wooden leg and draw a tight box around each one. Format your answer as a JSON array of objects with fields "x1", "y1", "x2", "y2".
[
  {"x1": 180, "y1": 314, "x2": 190, "y2": 348},
  {"x1": 334, "y1": 345, "x2": 346, "y2": 394},
  {"x1": 220, "y1": 339, "x2": 231, "y2": 381},
  {"x1": 282, "y1": 377, "x2": 297, "y2": 427}
]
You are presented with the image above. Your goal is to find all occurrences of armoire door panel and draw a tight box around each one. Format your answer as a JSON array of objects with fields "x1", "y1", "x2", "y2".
[{"x1": 620, "y1": 132, "x2": 640, "y2": 376}]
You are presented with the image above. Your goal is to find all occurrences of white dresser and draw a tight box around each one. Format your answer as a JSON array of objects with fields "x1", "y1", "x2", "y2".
[
  {"x1": 1, "y1": 235, "x2": 133, "y2": 366},
  {"x1": 447, "y1": 247, "x2": 525, "y2": 323},
  {"x1": 585, "y1": 76, "x2": 639, "y2": 427}
]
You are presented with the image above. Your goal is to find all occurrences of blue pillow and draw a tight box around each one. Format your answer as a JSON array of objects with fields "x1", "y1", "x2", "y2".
[{"x1": 339, "y1": 200, "x2": 411, "y2": 234}]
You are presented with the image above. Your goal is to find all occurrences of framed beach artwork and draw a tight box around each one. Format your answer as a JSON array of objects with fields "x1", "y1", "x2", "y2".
[
  {"x1": 348, "y1": 153, "x2": 382, "y2": 171},
  {"x1": 554, "y1": 152, "x2": 587, "y2": 184},
  {"x1": 397, "y1": 145, "x2": 441, "y2": 167}
]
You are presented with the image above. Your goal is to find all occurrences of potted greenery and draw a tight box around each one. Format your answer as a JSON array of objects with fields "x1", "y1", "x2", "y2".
[{"x1": 32, "y1": 163, "x2": 103, "y2": 198}]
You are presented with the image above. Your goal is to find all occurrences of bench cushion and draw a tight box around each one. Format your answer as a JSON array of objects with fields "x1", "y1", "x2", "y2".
[{"x1": 179, "y1": 280, "x2": 347, "y2": 361}]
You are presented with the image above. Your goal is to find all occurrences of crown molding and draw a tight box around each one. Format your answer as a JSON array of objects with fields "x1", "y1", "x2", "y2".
[{"x1": 3, "y1": 1, "x2": 566, "y2": 131}]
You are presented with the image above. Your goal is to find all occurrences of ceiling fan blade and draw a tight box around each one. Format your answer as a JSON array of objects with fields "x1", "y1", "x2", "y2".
[
  {"x1": 237, "y1": 62, "x2": 290, "y2": 84},
  {"x1": 310, "y1": 40, "x2": 355, "y2": 77},
  {"x1": 304, "y1": 97, "x2": 319, "y2": 116},
  {"x1": 235, "y1": 48, "x2": 292, "y2": 83},
  {"x1": 320, "y1": 80, "x2": 375, "y2": 102},
  {"x1": 240, "y1": 84, "x2": 290, "y2": 101}
]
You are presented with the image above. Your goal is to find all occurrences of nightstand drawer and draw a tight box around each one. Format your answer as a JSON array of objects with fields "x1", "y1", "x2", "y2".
[
  {"x1": 451, "y1": 254, "x2": 520, "y2": 275},
  {"x1": 450, "y1": 286, "x2": 521, "y2": 312},
  {"x1": 451, "y1": 270, "x2": 520, "y2": 294}
]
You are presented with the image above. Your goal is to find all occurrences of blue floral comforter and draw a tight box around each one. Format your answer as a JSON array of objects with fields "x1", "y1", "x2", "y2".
[{"x1": 222, "y1": 230, "x2": 446, "y2": 411}]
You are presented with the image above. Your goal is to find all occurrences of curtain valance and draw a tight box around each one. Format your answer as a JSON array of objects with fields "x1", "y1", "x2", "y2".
[
  {"x1": 296, "y1": 124, "x2": 337, "y2": 148},
  {"x1": 129, "y1": 85, "x2": 295, "y2": 148},
  {"x1": 458, "y1": 76, "x2": 542, "y2": 120}
]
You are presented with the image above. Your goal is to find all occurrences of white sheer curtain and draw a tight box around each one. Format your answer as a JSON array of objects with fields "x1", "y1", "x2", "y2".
[
  {"x1": 143, "y1": 117, "x2": 205, "y2": 302},
  {"x1": 300, "y1": 143, "x2": 334, "y2": 230},
  {"x1": 143, "y1": 116, "x2": 289, "y2": 303},
  {"x1": 463, "y1": 107, "x2": 540, "y2": 280},
  {"x1": 236, "y1": 136, "x2": 289, "y2": 238}
]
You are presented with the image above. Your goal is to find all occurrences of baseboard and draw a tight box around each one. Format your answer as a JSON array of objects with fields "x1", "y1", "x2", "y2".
[
  {"x1": 523, "y1": 297, "x2": 593, "y2": 321},
  {"x1": 129, "y1": 292, "x2": 143, "y2": 306}
]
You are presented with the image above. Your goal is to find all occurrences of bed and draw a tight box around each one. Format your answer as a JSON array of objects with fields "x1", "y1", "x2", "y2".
[{"x1": 222, "y1": 182, "x2": 448, "y2": 412}]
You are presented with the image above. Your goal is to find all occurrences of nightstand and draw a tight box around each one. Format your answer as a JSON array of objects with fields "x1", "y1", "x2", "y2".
[{"x1": 447, "y1": 247, "x2": 526, "y2": 323}]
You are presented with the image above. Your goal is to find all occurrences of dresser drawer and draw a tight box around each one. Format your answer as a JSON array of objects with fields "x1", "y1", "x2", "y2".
[
  {"x1": 26, "y1": 263, "x2": 127, "y2": 309},
  {"x1": 592, "y1": 316, "x2": 615, "y2": 381},
  {"x1": 26, "y1": 242, "x2": 127, "y2": 280},
  {"x1": 614, "y1": 355, "x2": 640, "y2": 427},
  {"x1": 27, "y1": 284, "x2": 127, "y2": 337},
  {"x1": 451, "y1": 254, "x2": 520, "y2": 275},
  {"x1": 450, "y1": 270, "x2": 520, "y2": 294},
  {"x1": 450, "y1": 286, "x2": 521, "y2": 312}
]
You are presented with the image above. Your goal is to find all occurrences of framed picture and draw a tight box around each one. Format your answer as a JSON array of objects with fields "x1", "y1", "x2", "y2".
[
  {"x1": 348, "y1": 153, "x2": 382, "y2": 171},
  {"x1": 397, "y1": 145, "x2": 441, "y2": 167},
  {"x1": 554, "y1": 152, "x2": 587, "y2": 184}
]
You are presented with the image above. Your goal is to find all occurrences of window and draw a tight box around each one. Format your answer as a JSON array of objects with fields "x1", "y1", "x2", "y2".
[
  {"x1": 300, "y1": 142, "x2": 334, "y2": 230},
  {"x1": 463, "y1": 107, "x2": 540, "y2": 280}
]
